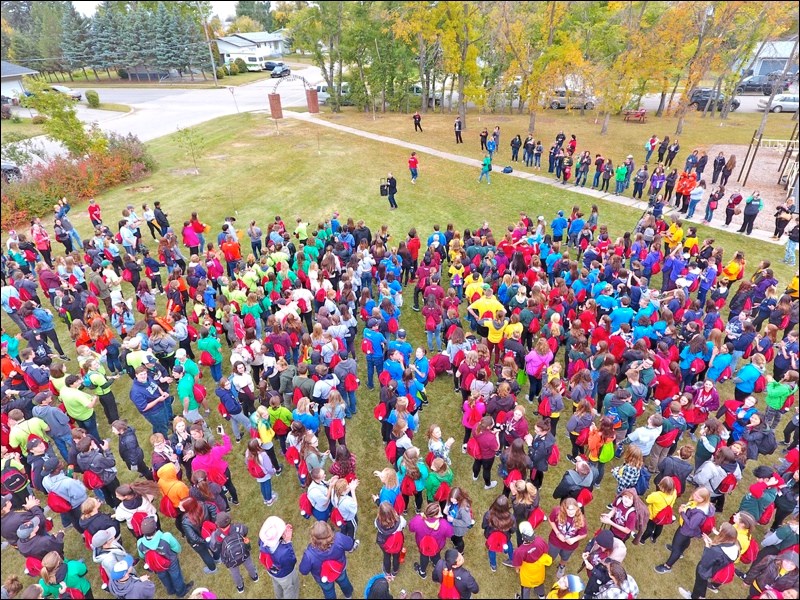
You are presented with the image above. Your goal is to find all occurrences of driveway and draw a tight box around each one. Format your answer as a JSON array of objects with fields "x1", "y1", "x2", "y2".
[{"x1": 70, "y1": 66, "x2": 323, "y2": 142}]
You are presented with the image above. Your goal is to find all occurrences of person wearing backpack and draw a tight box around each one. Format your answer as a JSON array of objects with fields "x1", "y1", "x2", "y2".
[
  {"x1": 299, "y1": 520, "x2": 355, "y2": 599},
  {"x1": 677, "y1": 523, "x2": 740, "y2": 600},
  {"x1": 84, "y1": 357, "x2": 119, "y2": 425},
  {"x1": 743, "y1": 550, "x2": 799, "y2": 597},
  {"x1": 208, "y1": 512, "x2": 259, "y2": 593},
  {"x1": 31, "y1": 391, "x2": 73, "y2": 463},
  {"x1": 111, "y1": 419, "x2": 153, "y2": 481},
  {"x1": 738, "y1": 466, "x2": 782, "y2": 525},
  {"x1": 259, "y1": 516, "x2": 299, "y2": 600},
  {"x1": 587, "y1": 417, "x2": 617, "y2": 487},
  {"x1": 408, "y1": 502, "x2": 453, "y2": 580},
  {"x1": 482, "y1": 494, "x2": 516, "y2": 572},
  {"x1": 655, "y1": 486, "x2": 715, "y2": 574},
  {"x1": 6, "y1": 408, "x2": 50, "y2": 459},
  {"x1": 20, "y1": 301, "x2": 66, "y2": 359},
  {"x1": 526, "y1": 418, "x2": 555, "y2": 490},
  {"x1": 76, "y1": 436, "x2": 121, "y2": 509},
  {"x1": 374, "y1": 501, "x2": 407, "y2": 579},
  {"x1": 136, "y1": 516, "x2": 193, "y2": 597},
  {"x1": 742, "y1": 411, "x2": 777, "y2": 461},
  {"x1": 692, "y1": 447, "x2": 741, "y2": 513},
  {"x1": 733, "y1": 354, "x2": 767, "y2": 401},
  {"x1": 640, "y1": 476, "x2": 678, "y2": 545},
  {"x1": 764, "y1": 371, "x2": 799, "y2": 430},
  {"x1": 42, "y1": 460, "x2": 88, "y2": 534},
  {"x1": 245, "y1": 439, "x2": 277, "y2": 506},
  {"x1": 59, "y1": 375, "x2": 102, "y2": 442},
  {"x1": 433, "y1": 548, "x2": 480, "y2": 599}
]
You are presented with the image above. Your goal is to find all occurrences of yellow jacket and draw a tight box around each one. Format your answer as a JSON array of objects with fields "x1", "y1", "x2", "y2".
[
  {"x1": 519, "y1": 552, "x2": 553, "y2": 588},
  {"x1": 646, "y1": 489, "x2": 677, "y2": 520},
  {"x1": 736, "y1": 526, "x2": 752, "y2": 562}
]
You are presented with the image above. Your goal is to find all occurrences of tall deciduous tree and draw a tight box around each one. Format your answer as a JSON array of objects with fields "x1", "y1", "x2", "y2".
[
  {"x1": 440, "y1": 1, "x2": 484, "y2": 130},
  {"x1": 235, "y1": 1, "x2": 272, "y2": 31},
  {"x1": 227, "y1": 15, "x2": 262, "y2": 33}
]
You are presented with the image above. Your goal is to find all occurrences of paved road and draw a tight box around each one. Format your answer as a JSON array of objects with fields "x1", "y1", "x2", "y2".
[{"x1": 70, "y1": 66, "x2": 322, "y2": 141}]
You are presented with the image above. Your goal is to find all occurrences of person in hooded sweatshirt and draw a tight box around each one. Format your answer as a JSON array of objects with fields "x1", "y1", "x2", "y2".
[
  {"x1": 299, "y1": 520, "x2": 355, "y2": 599},
  {"x1": 15, "y1": 515, "x2": 64, "y2": 561},
  {"x1": 259, "y1": 516, "x2": 299, "y2": 600},
  {"x1": 91, "y1": 526, "x2": 128, "y2": 579},
  {"x1": 432, "y1": 548, "x2": 480, "y2": 599},
  {"x1": 107, "y1": 554, "x2": 156, "y2": 599},
  {"x1": 678, "y1": 523, "x2": 741, "y2": 599},
  {"x1": 552, "y1": 455, "x2": 597, "y2": 502}
]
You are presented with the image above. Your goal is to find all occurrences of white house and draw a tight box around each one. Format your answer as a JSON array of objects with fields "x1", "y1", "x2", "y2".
[
  {"x1": 216, "y1": 29, "x2": 291, "y2": 67},
  {"x1": 1, "y1": 61, "x2": 38, "y2": 100},
  {"x1": 748, "y1": 40, "x2": 799, "y2": 76}
]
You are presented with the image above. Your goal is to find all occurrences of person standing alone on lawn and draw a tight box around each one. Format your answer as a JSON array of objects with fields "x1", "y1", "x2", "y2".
[
  {"x1": 408, "y1": 152, "x2": 419, "y2": 185},
  {"x1": 454, "y1": 117, "x2": 463, "y2": 144},
  {"x1": 413, "y1": 111, "x2": 422, "y2": 132},
  {"x1": 387, "y1": 173, "x2": 398, "y2": 210}
]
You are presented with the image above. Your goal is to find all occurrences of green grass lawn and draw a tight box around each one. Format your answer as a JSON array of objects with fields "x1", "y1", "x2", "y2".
[
  {"x1": 62, "y1": 69, "x2": 271, "y2": 89},
  {"x1": 315, "y1": 107, "x2": 797, "y2": 172},
  {"x1": 1, "y1": 112, "x2": 790, "y2": 600},
  {"x1": 0, "y1": 117, "x2": 44, "y2": 144},
  {"x1": 95, "y1": 103, "x2": 131, "y2": 113}
]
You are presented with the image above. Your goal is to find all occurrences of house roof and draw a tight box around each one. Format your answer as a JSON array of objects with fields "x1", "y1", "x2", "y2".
[
  {"x1": 230, "y1": 30, "x2": 286, "y2": 44},
  {"x1": 758, "y1": 41, "x2": 798, "y2": 60},
  {"x1": 217, "y1": 36, "x2": 255, "y2": 48},
  {"x1": 1, "y1": 61, "x2": 39, "y2": 79}
]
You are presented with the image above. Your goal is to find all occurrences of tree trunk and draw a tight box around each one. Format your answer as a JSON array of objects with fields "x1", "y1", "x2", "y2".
[
  {"x1": 417, "y1": 33, "x2": 428, "y2": 113},
  {"x1": 528, "y1": 111, "x2": 536, "y2": 133},
  {"x1": 666, "y1": 75, "x2": 681, "y2": 114},
  {"x1": 702, "y1": 73, "x2": 724, "y2": 118},
  {"x1": 457, "y1": 73, "x2": 466, "y2": 130},
  {"x1": 91, "y1": 68, "x2": 100, "y2": 82},
  {"x1": 81, "y1": 67, "x2": 88, "y2": 80},
  {"x1": 757, "y1": 40, "x2": 799, "y2": 138},
  {"x1": 447, "y1": 76, "x2": 455, "y2": 113},
  {"x1": 724, "y1": 39, "x2": 768, "y2": 120},
  {"x1": 655, "y1": 87, "x2": 667, "y2": 117},
  {"x1": 600, "y1": 111, "x2": 610, "y2": 135}
]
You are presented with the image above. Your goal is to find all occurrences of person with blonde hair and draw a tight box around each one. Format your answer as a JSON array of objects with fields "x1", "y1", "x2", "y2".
[
  {"x1": 299, "y1": 520, "x2": 355, "y2": 599},
  {"x1": 38, "y1": 551, "x2": 92, "y2": 598},
  {"x1": 547, "y1": 498, "x2": 588, "y2": 579},
  {"x1": 656, "y1": 486, "x2": 715, "y2": 573}
]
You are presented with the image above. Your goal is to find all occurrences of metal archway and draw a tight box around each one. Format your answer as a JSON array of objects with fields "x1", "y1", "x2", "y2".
[{"x1": 269, "y1": 73, "x2": 315, "y2": 94}]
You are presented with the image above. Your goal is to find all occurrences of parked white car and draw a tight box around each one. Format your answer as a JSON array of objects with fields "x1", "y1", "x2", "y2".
[{"x1": 757, "y1": 93, "x2": 799, "y2": 113}]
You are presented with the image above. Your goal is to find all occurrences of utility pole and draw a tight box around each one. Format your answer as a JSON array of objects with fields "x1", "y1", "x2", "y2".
[{"x1": 196, "y1": 1, "x2": 218, "y2": 88}]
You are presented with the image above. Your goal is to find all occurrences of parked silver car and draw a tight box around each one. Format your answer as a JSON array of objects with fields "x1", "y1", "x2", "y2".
[
  {"x1": 546, "y1": 89, "x2": 596, "y2": 110},
  {"x1": 757, "y1": 93, "x2": 799, "y2": 113}
]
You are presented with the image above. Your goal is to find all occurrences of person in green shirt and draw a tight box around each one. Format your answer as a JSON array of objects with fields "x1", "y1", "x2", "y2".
[
  {"x1": 38, "y1": 551, "x2": 92, "y2": 599},
  {"x1": 7, "y1": 409, "x2": 50, "y2": 456},
  {"x1": 174, "y1": 348, "x2": 200, "y2": 381},
  {"x1": 478, "y1": 154, "x2": 492, "y2": 184},
  {"x1": 60, "y1": 375, "x2": 101, "y2": 440},
  {"x1": 241, "y1": 293, "x2": 265, "y2": 338},
  {"x1": 173, "y1": 364, "x2": 202, "y2": 424},
  {"x1": 763, "y1": 371, "x2": 799, "y2": 430},
  {"x1": 294, "y1": 218, "x2": 309, "y2": 243},
  {"x1": 424, "y1": 457, "x2": 455, "y2": 503},
  {"x1": 197, "y1": 327, "x2": 223, "y2": 382},
  {"x1": 86, "y1": 357, "x2": 119, "y2": 425}
]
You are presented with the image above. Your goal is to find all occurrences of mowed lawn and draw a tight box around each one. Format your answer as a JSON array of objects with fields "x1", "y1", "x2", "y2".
[{"x1": 0, "y1": 111, "x2": 792, "y2": 599}]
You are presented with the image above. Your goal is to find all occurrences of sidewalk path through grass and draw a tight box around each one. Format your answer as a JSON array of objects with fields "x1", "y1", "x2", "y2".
[{"x1": 284, "y1": 110, "x2": 782, "y2": 246}]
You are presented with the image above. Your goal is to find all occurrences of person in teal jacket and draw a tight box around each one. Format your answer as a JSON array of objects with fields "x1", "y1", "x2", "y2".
[
  {"x1": 38, "y1": 551, "x2": 92, "y2": 599},
  {"x1": 397, "y1": 447, "x2": 429, "y2": 514},
  {"x1": 136, "y1": 516, "x2": 192, "y2": 597},
  {"x1": 738, "y1": 465, "x2": 780, "y2": 524},
  {"x1": 733, "y1": 355, "x2": 766, "y2": 401}
]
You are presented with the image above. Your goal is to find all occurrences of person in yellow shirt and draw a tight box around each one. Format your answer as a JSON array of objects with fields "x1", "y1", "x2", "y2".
[
  {"x1": 722, "y1": 251, "x2": 746, "y2": 283},
  {"x1": 468, "y1": 285, "x2": 504, "y2": 335},
  {"x1": 640, "y1": 476, "x2": 677, "y2": 544},
  {"x1": 464, "y1": 272, "x2": 484, "y2": 304},
  {"x1": 480, "y1": 310, "x2": 508, "y2": 366},
  {"x1": 449, "y1": 259, "x2": 466, "y2": 301},
  {"x1": 732, "y1": 511, "x2": 756, "y2": 563},
  {"x1": 664, "y1": 216, "x2": 684, "y2": 253},
  {"x1": 504, "y1": 313, "x2": 524, "y2": 341},
  {"x1": 513, "y1": 521, "x2": 553, "y2": 599},
  {"x1": 786, "y1": 274, "x2": 799, "y2": 299}
]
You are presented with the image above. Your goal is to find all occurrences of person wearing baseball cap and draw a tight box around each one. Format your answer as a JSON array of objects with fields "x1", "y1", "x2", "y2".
[
  {"x1": 108, "y1": 553, "x2": 157, "y2": 599},
  {"x1": 582, "y1": 529, "x2": 627, "y2": 597},
  {"x1": 173, "y1": 347, "x2": 199, "y2": 381},
  {"x1": 16, "y1": 515, "x2": 65, "y2": 561},
  {"x1": 387, "y1": 329, "x2": 412, "y2": 366},
  {"x1": 432, "y1": 548, "x2": 479, "y2": 599},
  {"x1": 136, "y1": 516, "x2": 193, "y2": 596},
  {"x1": 512, "y1": 520, "x2": 551, "y2": 598},
  {"x1": 259, "y1": 516, "x2": 299, "y2": 599}
]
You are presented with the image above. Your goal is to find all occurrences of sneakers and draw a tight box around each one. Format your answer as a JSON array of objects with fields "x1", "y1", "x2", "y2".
[
  {"x1": 203, "y1": 567, "x2": 217, "y2": 574},
  {"x1": 678, "y1": 587, "x2": 692, "y2": 599},
  {"x1": 735, "y1": 569, "x2": 746, "y2": 581},
  {"x1": 412, "y1": 306, "x2": 420, "y2": 312},
  {"x1": 708, "y1": 584, "x2": 720, "y2": 594},
  {"x1": 462, "y1": 444, "x2": 468, "y2": 453},
  {"x1": 230, "y1": 499, "x2": 240, "y2": 506},
  {"x1": 473, "y1": 474, "x2": 479, "y2": 481},
  {"x1": 556, "y1": 564, "x2": 566, "y2": 579},
  {"x1": 655, "y1": 564, "x2": 672, "y2": 574},
  {"x1": 413, "y1": 563, "x2": 427, "y2": 579},
  {"x1": 251, "y1": 574, "x2": 259, "y2": 583},
  {"x1": 485, "y1": 481, "x2": 497, "y2": 490},
  {"x1": 236, "y1": 586, "x2": 245, "y2": 594},
  {"x1": 490, "y1": 564, "x2": 497, "y2": 573},
  {"x1": 266, "y1": 494, "x2": 278, "y2": 506},
  {"x1": 502, "y1": 560, "x2": 514, "y2": 568},
  {"x1": 353, "y1": 540, "x2": 360, "y2": 550}
]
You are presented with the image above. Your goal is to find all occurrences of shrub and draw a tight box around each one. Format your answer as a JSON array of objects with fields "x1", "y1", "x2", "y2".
[
  {"x1": 31, "y1": 115, "x2": 48, "y2": 124},
  {"x1": 0, "y1": 105, "x2": 10, "y2": 120},
  {"x1": 234, "y1": 58, "x2": 249, "y2": 73},
  {"x1": 227, "y1": 63, "x2": 239, "y2": 76},
  {"x1": 85, "y1": 90, "x2": 100, "y2": 108},
  {"x1": 215, "y1": 67, "x2": 226, "y2": 80},
  {"x1": 1, "y1": 132, "x2": 153, "y2": 231},
  {"x1": 11, "y1": 115, "x2": 22, "y2": 124},
  {"x1": 117, "y1": 69, "x2": 129, "y2": 80}
]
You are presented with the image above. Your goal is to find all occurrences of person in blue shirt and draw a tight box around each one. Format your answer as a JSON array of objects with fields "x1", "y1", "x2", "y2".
[
  {"x1": 259, "y1": 516, "x2": 300, "y2": 600},
  {"x1": 388, "y1": 330, "x2": 413, "y2": 366},
  {"x1": 733, "y1": 356, "x2": 765, "y2": 401},
  {"x1": 427, "y1": 226, "x2": 447, "y2": 250},
  {"x1": 362, "y1": 319, "x2": 386, "y2": 389},
  {"x1": 609, "y1": 297, "x2": 636, "y2": 332},
  {"x1": 383, "y1": 349, "x2": 405, "y2": 383},
  {"x1": 129, "y1": 366, "x2": 172, "y2": 435},
  {"x1": 412, "y1": 347, "x2": 430, "y2": 387},
  {"x1": 567, "y1": 213, "x2": 585, "y2": 247},
  {"x1": 551, "y1": 211, "x2": 568, "y2": 243},
  {"x1": 330, "y1": 212, "x2": 341, "y2": 234},
  {"x1": 707, "y1": 342, "x2": 734, "y2": 382}
]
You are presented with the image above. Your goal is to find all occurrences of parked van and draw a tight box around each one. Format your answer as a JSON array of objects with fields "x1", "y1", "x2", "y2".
[
  {"x1": 408, "y1": 84, "x2": 442, "y2": 107},
  {"x1": 316, "y1": 82, "x2": 352, "y2": 105}
]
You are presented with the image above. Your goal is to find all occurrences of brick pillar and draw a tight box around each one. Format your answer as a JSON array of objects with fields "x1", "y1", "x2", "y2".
[
  {"x1": 268, "y1": 93, "x2": 283, "y2": 119},
  {"x1": 306, "y1": 88, "x2": 319, "y2": 114}
]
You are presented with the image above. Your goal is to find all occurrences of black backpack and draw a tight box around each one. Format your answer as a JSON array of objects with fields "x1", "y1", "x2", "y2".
[
  {"x1": 759, "y1": 430, "x2": 778, "y2": 456},
  {"x1": 218, "y1": 524, "x2": 251, "y2": 568},
  {"x1": 1, "y1": 459, "x2": 28, "y2": 495}
]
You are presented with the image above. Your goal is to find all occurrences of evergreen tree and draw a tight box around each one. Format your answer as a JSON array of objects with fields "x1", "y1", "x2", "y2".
[
  {"x1": 61, "y1": 6, "x2": 90, "y2": 80},
  {"x1": 155, "y1": 2, "x2": 181, "y2": 74},
  {"x1": 122, "y1": 9, "x2": 146, "y2": 79}
]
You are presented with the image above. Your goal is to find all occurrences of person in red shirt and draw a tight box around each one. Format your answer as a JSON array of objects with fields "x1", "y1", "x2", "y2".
[
  {"x1": 88, "y1": 198, "x2": 102, "y2": 227},
  {"x1": 406, "y1": 228, "x2": 421, "y2": 282},
  {"x1": 220, "y1": 235, "x2": 242, "y2": 278},
  {"x1": 408, "y1": 152, "x2": 419, "y2": 184}
]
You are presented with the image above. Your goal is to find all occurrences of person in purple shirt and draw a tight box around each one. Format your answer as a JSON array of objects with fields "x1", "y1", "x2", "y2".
[{"x1": 299, "y1": 520, "x2": 354, "y2": 600}]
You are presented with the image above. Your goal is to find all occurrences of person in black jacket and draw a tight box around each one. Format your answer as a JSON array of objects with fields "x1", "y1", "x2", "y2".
[
  {"x1": 176, "y1": 496, "x2": 218, "y2": 574},
  {"x1": 26, "y1": 438, "x2": 58, "y2": 493},
  {"x1": 112, "y1": 420, "x2": 153, "y2": 481},
  {"x1": 1, "y1": 494, "x2": 46, "y2": 547},
  {"x1": 15, "y1": 515, "x2": 65, "y2": 560},
  {"x1": 153, "y1": 202, "x2": 170, "y2": 236},
  {"x1": 78, "y1": 496, "x2": 121, "y2": 539},
  {"x1": 432, "y1": 549, "x2": 479, "y2": 599},
  {"x1": 387, "y1": 174, "x2": 398, "y2": 210},
  {"x1": 678, "y1": 522, "x2": 740, "y2": 599},
  {"x1": 655, "y1": 444, "x2": 694, "y2": 494},
  {"x1": 742, "y1": 550, "x2": 799, "y2": 598},
  {"x1": 76, "y1": 436, "x2": 121, "y2": 509}
]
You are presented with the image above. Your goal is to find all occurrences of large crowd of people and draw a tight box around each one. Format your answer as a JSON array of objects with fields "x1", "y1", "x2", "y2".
[{"x1": 1, "y1": 129, "x2": 799, "y2": 600}]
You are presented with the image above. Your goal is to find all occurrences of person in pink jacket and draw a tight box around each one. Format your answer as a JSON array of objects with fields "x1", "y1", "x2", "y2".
[
  {"x1": 525, "y1": 338, "x2": 554, "y2": 404},
  {"x1": 191, "y1": 433, "x2": 239, "y2": 505},
  {"x1": 461, "y1": 392, "x2": 486, "y2": 453},
  {"x1": 182, "y1": 221, "x2": 201, "y2": 256}
]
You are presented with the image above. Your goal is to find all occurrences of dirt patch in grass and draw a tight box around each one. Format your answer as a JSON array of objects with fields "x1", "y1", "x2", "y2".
[
  {"x1": 128, "y1": 185, "x2": 154, "y2": 193},
  {"x1": 170, "y1": 168, "x2": 200, "y2": 176},
  {"x1": 229, "y1": 143, "x2": 251, "y2": 148},
  {"x1": 207, "y1": 154, "x2": 229, "y2": 160}
]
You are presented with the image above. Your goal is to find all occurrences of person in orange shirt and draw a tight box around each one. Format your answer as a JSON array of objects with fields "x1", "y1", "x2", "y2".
[
  {"x1": 156, "y1": 461, "x2": 189, "y2": 510},
  {"x1": 220, "y1": 235, "x2": 242, "y2": 278}
]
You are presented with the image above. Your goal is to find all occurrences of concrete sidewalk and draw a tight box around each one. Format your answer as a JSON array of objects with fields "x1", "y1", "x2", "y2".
[{"x1": 284, "y1": 110, "x2": 783, "y2": 246}]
